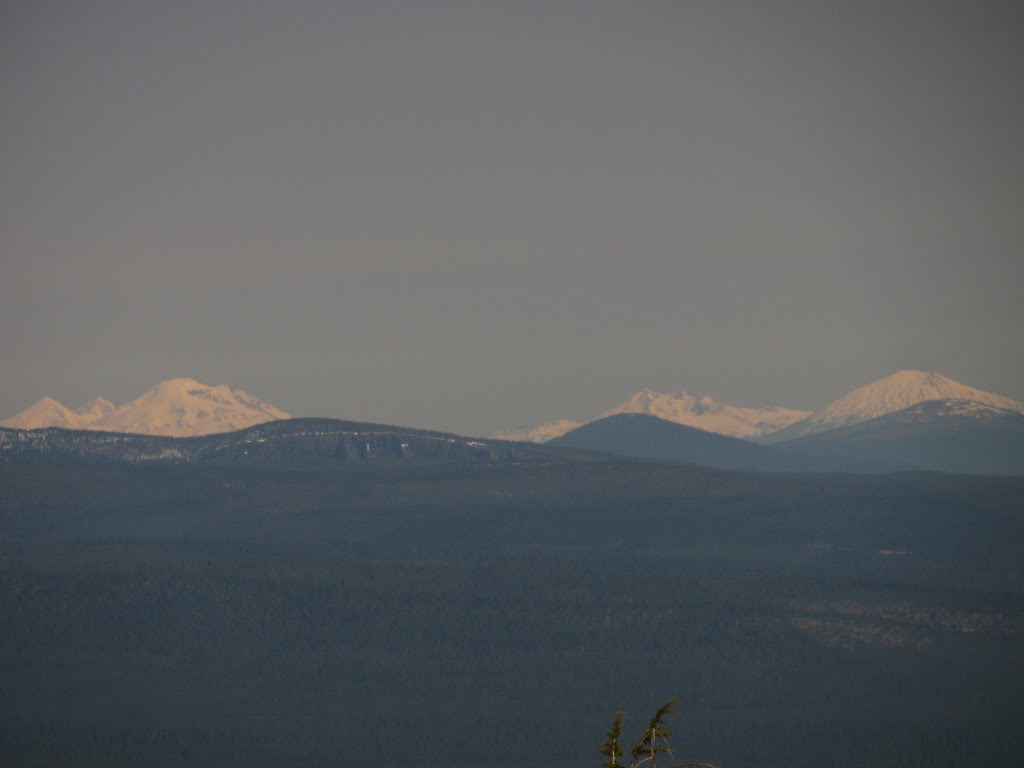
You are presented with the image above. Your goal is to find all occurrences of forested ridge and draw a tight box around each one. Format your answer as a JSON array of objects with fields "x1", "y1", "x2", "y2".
[
  {"x1": 1, "y1": 461, "x2": 1022, "y2": 767},
  {"x1": 0, "y1": 418, "x2": 597, "y2": 466}
]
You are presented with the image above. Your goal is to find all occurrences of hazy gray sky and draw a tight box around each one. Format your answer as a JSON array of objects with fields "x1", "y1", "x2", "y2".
[{"x1": 3, "y1": 0, "x2": 1022, "y2": 434}]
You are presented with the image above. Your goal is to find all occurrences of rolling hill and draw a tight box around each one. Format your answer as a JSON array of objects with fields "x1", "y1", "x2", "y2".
[{"x1": 547, "y1": 413, "x2": 906, "y2": 472}]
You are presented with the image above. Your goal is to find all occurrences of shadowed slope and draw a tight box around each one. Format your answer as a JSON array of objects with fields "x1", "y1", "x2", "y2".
[
  {"x1": 549, "y1": 413, "x2": 905, "y2": 472},
  {"x1": 776, "y1": 399, "x2": 1024, "y2": 475}
]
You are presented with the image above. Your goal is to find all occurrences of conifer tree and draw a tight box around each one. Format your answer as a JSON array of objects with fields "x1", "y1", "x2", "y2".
[
  {"x1": 600, "y1": 699, "x2": 719, "y2": 768},
  {"x1": 600, "y1": 710, "x2": 626, "y2": 768}
]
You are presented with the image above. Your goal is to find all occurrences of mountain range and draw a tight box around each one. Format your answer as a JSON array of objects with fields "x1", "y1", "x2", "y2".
[
  {"x1": 3, "y1": 370, "x2": 1023, "y2": 475},
  {"x1": 491, "y1": 389, "x2": 810, "y2": 441},
  {"x1": 1, "y1": 378, "x2": 290, "y2": 437},
  {"x1": 520, "y1": 371, "x2": 1024, "y2": 476},
  {"x1": 494, "y1": 370, "x2": 1023, "y2": 441}
]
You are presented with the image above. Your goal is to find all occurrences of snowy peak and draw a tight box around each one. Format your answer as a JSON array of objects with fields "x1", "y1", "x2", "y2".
[
  {"x1": 763, "y1": 370, "x2": 1024, "y2": 442},
  {"x1": 809, "y1": 370, "x2": 1023, "y2": 427},
  {"x1": 599, "y1": 389, "x2": 811, "y2": 438},
  {"x1": 490, "y1": 388, "x2": 810, "y2": 443},
  {"x1": 1, "y1": 396, "x2": 83, "y2": 430},
  {"x1": 607, "y1": 388, "x2": 718, "y2": 414},
  {"x1": 77, "y1": 397, "x2": 115, "y2": 422},
  {"x1": 1, "y1": 379, "x2": 290, "y2": 437},
  {"x1": 92, "y1": 379, "x2": 290, "y2": 436},
  {"x1": 814, "y1": 370, "x2": 1022, "y2": 426}
]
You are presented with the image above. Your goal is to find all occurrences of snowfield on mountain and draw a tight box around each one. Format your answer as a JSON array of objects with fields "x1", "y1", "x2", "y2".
[
  {"x1": 1, "y1": 379, "x2": 289, "y2": 437},
  {"x1": 760, "y1": 370, "x2": 1024, "y2": 443}
]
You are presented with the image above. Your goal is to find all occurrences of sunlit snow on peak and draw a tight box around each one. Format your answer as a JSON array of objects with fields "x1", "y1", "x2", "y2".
[
  {"x1": 0, "y1": 379, "x2": 290, "y2": 437},
  {"x1": 760, "y1": 370, "x2": 1024, "y2": 442}
]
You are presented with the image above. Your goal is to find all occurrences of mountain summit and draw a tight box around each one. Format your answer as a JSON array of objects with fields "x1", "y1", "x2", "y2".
[
  {"x1": 598, "y1": 388, "x2": 810, "y2": 438},
  {"x1": 1, "y1": 396, "x2": 84, "y2": 430},
  {"x1": 761, "y1": 370, "x2": 1024, "y2": 443},
  {"x1": 1, "y1": 379, "x2": 290, "y2": 437},
  {"x1": 491, "y1": 388, "x2": 809, "y2": 443}
]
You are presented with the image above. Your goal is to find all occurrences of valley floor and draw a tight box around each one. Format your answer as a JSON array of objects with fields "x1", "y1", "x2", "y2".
[{"x1": 1, "y1": 461, "x2": 1022, "y2": 767}]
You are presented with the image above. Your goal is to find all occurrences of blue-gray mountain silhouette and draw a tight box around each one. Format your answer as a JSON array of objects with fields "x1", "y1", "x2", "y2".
[
  {"x1": 548, "y1": 413, "x2": 903, "y2": 472},
  {"x1": 774, "y1": 399, "x2": 1024, "y2": 476}
]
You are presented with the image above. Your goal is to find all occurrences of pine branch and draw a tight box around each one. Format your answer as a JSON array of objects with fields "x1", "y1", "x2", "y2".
[
  {"x1": 630, "y1": 698, "x2": 679, "y2": 764},
  {"x1": 600, "y1": 710, "x2": 626, "y2": 768}
]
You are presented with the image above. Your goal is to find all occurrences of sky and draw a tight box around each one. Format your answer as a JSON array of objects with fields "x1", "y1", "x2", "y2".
[{"x1": 2, "y1": 0, "x2": 1022, "y2": 435}]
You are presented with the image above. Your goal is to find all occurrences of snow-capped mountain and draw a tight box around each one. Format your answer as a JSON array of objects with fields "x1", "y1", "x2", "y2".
[
  {"x1": 598, "y1": 388, "x2": 811, "y2": 438},
  {"x1": 760, "y1": 370, "x2": 1024, "y2": 443},
  {"x1": 1, "y1": 379, "x2": 290, "y2": 437},
  {"x1": 490, "y1": 389, "x2": 810, "y2": 443},
  {"x1": 2, "y1": 396, "x2": 85, "y2": 430}
]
